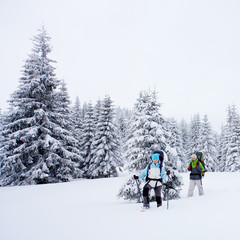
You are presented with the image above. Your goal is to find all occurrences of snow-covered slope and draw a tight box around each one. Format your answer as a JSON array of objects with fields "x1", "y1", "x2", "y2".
[{"x1": 0, "y1": 172, "x2": 239, "y2": 240}]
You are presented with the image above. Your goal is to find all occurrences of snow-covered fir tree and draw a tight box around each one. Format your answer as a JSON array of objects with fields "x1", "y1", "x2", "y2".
[
  {"x1": 71, "y1": 96, "x2": 82, "y2": 141},
  {"x1": 0, "y1": 27, "x2": 82, "y2": 186},
  {"x1": 94, "y1": 99, "x2": 102, "y2": 124},
  {"x1": 188, "y1": 114, "x2": 202, "y2": 156},
  {"x1": 118, "y1": 90, "x2": 183, "y2": 202},
  {"x1": 52, "y1": 79, "x2": 83, "y2": 176},
  {"x1": 165, "y1": 118, "x2": 186, "y2": 172},
  {"x1": 199, "y1": 115, "x2": 217, "y2": 171},
  {"x1": 224, "y1": 105, "x2": 240, "y2": 171},
  {"x1": 179, "y1": 119, "x2": 190, "y2": 154},
  {"x1": 81, "y1": 102, "x2": 95, "y2": 176},
  {"x1": 217, "y1": 124, "x2": 228, "y2": 172},
  {"x1": 87, "y1": 96, "x2": 122, "y2": 178},
  {"x1": 125, "y1": 90, "x2": 166, "y2": 171},
  {"x1": 212, "y1": 131, "x2": 220, "y2": 171},
  {"x1": 81, "y1": 102, "x2": 88, "y2": 121},
  {"x1": 115, "y1": 107, "x2": 133, "y2": 165}
]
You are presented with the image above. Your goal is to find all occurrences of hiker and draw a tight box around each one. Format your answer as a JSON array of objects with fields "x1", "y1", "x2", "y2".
[
  {"x1": 187, "y1": 154, "x2": 205, "y2": 197},
  {"x1": 133, "y1": 150, "x2": 170, "y2": 209}
]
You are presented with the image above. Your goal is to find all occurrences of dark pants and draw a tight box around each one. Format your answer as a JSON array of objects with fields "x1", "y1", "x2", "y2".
[{"x1": 143, "y1": 183, "x2": 162, "y2": 206}]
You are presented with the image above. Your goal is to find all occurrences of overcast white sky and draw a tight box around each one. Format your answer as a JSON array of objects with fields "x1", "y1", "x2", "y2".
[{"x1": 1, "y1": 0, "x2": 240, "y2": 132}]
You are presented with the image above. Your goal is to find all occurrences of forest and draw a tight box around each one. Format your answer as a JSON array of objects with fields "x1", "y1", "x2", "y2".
[{"x1": 0, "y1": 27, "x2": 239, "y2": 192}]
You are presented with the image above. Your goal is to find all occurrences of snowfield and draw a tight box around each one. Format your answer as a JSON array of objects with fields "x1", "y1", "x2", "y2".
[{"x1": 0, "y1": 172, "x2": 239, "y2": 240}]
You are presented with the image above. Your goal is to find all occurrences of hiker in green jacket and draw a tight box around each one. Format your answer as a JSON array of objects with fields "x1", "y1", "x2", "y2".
[{"x1": 187, "y1": 154, "x2": 205, "y2": 197}]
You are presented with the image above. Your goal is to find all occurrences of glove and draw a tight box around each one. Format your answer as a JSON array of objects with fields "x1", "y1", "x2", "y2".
[
  {"x1": 166, "y1": 170, "x2": 171, "y2": 175},
  {"x1": 133, "y1": 175, "x2": 139, "y2": 180}
]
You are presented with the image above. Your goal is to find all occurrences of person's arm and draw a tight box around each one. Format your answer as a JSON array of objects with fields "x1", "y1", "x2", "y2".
[
  {"x1": 138, "y1": 166, "x2": 148, "y2": 179},
  {"x1": 188, "y1": 162, "x2": 192, "y2": 171},
  {"x1": 161, "y1": 166, "x2": 167, "y2": 180}
]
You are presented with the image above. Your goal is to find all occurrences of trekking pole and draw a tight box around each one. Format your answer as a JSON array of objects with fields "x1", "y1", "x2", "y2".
[
  {"x1": 167, "y1": 174, "x2": 170, "y2": 210},
  {"x1": 135, "y1": 179, "x2": 143, "y2": 203}
]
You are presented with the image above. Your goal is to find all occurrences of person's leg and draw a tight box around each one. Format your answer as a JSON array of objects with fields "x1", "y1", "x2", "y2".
[
  {"x1": 154, "y1": 185, "x2": 162, "y2": 207},
  {"x1": 188, "y1": 180, "x2": 196, "y2": 197},
  {"x1": 196, "y1": 179, "x2": 204, "y2": 196},
  {"x1": 143, "y1": 184, "x2": 152, "y2": 207}
]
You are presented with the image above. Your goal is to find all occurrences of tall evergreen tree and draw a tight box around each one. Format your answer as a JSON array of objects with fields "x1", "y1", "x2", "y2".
[
  {"x1": 0, "y1": 27, "x2": 82, "y2": 186},
  {"x1": 118, "y1": 90, "x2": 183, "y2": 202},
  {"x1": 217, "y1": 125, "x2": 228, "y2": 171},
  {"x1": 81, "y1": 102, "x2": 88, "y2": 121},
  {"x1": 115, "y1": 107, "x2": 133, "y2": 165},
  {"x1": 125, "y1": 90, "x2": 166, "y2": 171},
  {"x1": 94, "y1": 99, "x2": 102, "y2": 125},
  {"x1": 199, "y1": 115, "x2": 217, "y2": 171},
  {"x1": 188, "y1": 114, "x2": 201, "y2": 156},
  {"x1": 179, "y1": 119, "x2": 189, "y2": 154},
  {"x1": 71, "y1": 96, "x2": 82, "y2": 140},
  {"x1": 52, "y1": 80, "x2": 83, "y2": 175},
  {"x1": 81, "y1": 102, "x2": 95, "y2": 176},
  {"x1": 224, "y1": 105, "x2": 240, "y2": 171},
  {"x1": 87, "y1": 96, "x2": 122, "y2": 178},
  {"x1": 166, "y1": 118, "x2": 186, "y2": 172}
]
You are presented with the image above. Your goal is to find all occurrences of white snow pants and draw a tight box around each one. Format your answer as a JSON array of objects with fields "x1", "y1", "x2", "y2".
[{"x1": 188, "y1": 179, "x2": 204, "y2": 197}]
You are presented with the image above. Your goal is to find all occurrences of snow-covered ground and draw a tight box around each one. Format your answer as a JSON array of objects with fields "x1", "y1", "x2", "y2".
[{"x1": 0, "y1": 172, "x2": 239, "y2": 240}]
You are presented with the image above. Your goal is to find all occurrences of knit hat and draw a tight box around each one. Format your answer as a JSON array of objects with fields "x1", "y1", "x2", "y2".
[
  {"x1": 151, "y1": 153, "x2": 160, "y2": 160},
  {"x1": 191, "y1": 154, "x2": 197, "y2": 159}
]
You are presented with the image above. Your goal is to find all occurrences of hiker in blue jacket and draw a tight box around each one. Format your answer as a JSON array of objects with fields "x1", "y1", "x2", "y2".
[{"x1": 134, "y1": 150, "x2": 170, "y2": 209}]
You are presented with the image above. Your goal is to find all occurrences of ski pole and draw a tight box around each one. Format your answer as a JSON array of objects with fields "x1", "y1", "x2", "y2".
[
  {"x1": 135, "y1": 179, "x2": 143, "y2": 203},
  {"x1": 167, "y1": 175, "x2": 170, "y2": 210}
]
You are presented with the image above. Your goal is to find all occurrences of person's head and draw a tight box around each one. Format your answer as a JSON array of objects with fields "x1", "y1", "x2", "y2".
[
  {"x1": 151, "y1": 153, "x2": 160, "y2": 163},
  {"x1": 191, "y1": 154, "x2": 197, "y2": 161}
]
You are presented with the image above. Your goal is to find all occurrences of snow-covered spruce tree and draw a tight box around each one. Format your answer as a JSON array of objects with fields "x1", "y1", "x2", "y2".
[
  {"x1": 0, "y1": 27, "x2": 82, "y2": 186},
  {"x1": 224, "y1": 105, "x2": 240, "y2": 171},
  {"x1": 51, "y1": 80, "x2": 83, "y2": 177},
  {"x1": 199, "y1": 115, "x2": 217, "y2": 172},
  {"x1": 115, "y1": 107, "x2": 133, "y2": 166},
  {"x1": 212, "y1": 131, "x2": 220, "y2": 171},
  {"x1": 179, "y1": 119, "x2": 190, "y2": 155},
  {"x1": 94, "y1": 100, "x2": 102, "y2": 123},
  {"x1": 81, "y1": 102, "x2": 95, "y2": 176},
  {"x1": 117, "y1": 177, "x2": 143, "y2": 203},
  {"x1": 188, "y1": 114, "x2": 202, "y2": 157},
  {"x1": 165, "y1": 118, "x2": 186, "y2": 172},
  {"x1": 118, "y1": 90, "x2": 183, "y2": 202},
  {"x1": 71, "y1": 96, "x2": 83, "y2": 141},
  {"x1": 87, "y1": 96, "x2": 122, "y2": 178},
  {"x1": 217, "y1": 125, "x2": 228, "y2": 172},
  {"x1": 125, "y1": 90, "x2": 166, "y2": 171},
  {"x1": 81, "y1": 102, "x2": 88, "y2": 121}
]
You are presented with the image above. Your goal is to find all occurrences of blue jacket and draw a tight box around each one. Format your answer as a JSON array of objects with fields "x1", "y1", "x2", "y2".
[{"x1": 138, "y1": 161, "x2": 167, "y2": 180}]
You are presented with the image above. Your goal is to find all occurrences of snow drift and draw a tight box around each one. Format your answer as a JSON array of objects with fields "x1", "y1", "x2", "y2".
[{"x1": 0, "y1": 172, "x2": 239, "y2": 240}]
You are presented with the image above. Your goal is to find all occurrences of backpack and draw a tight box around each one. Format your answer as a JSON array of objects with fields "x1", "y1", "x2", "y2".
[
  {"x1": 153, "y1": 150, "x2": 164, "y2": 160},
  {"x1": 195, "y1": 151, "x2": 206, "y2": 175}
]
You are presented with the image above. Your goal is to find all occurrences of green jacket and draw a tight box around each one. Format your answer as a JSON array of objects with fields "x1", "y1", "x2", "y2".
[{"x1": 188, "y1": 159, "x2": 204, "y2": 180}]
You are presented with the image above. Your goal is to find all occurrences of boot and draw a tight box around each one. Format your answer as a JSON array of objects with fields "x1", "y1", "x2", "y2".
[
  {"x1": 156, "y1": 196, "x2": 162, "y2": 207},
  {"x1": 143, "y1": 203, "x2": 150, "y2": 209}
]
